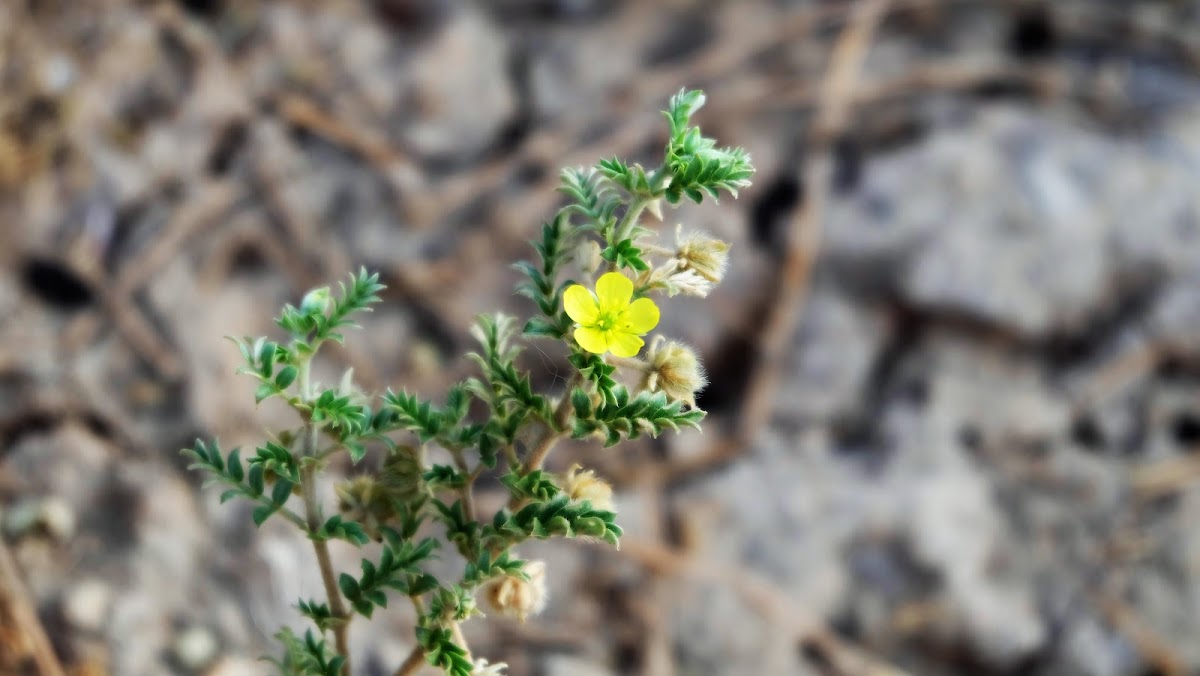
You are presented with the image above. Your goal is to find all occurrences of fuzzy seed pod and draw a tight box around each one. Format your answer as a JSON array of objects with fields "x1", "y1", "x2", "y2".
[
  {"x1": 562, "y1": 464, "x2": 614, "y2": 511},
  {"x1": 483, "y1": 560, "x2": 547, "y2": 622},
  {"x1": 472, "y1": 658, "x2": 507, "y2": 675},
  {"x1": 641, "y1": 336, "x2": 708, "y2": 407},
  {"x1": 674, "y1": 225, "x2": 729, "y2": 285}
]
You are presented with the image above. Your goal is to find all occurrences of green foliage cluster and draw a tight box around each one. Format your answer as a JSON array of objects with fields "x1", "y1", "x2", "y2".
[{"x1": 185, "y1": 89, "x2": 752, "y2": 675}]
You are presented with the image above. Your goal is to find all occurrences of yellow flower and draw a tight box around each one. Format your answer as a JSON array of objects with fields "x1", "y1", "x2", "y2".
[{"x1": 564, "y1": 272, "x2": 659, "y2": 357}]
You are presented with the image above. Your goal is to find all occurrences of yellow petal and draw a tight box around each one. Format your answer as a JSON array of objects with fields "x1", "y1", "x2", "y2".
[
  {"x1": 563, "y1": 285, "x2": 599, "y2": 325},
  {"x1": 621, "y1": 297, "x2": 659, "y2": 334},
  {"x1": 608, "y1": 332, "x2": 645, "y2": 358},
  {"x1": 595, "y1": 272, "x2": 633, "y2": 312},
  {"x1": 574, "y1": 327, "x2": 610, "y2": 354}
]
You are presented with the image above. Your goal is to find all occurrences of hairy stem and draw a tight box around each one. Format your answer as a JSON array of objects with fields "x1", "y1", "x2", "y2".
[
  {"x1": 524, "y1": 430, "x2": 564, "y2": 476},
  {"x1": 450, "y1": 621, "x2": 472, "y2": 660},
  {"x1": 525, "y1": 376, "x2": 578, "y2": 473},
  {"x1": 393, "y1": 643, "x2": 427, "y2": 676},
  {"x1": 449, "y1": 447, "x2": 476, "y2": 524},
  {"x1": 298, "y1": 357, "x2": 352, "y2": 674},
  {"x1": 394, "y1": 645, "x2": 425, "y2": 676},
  {"x1": 615, "y1": 196, "x2": 651, "y2": 243}
]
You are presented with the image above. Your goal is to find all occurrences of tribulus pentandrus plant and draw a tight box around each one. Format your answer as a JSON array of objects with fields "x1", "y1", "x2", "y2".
[{"x1": 184, "y1": 88, "x2": 754, "y2": 676}]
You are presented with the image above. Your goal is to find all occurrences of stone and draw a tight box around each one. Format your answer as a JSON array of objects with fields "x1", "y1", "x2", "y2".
[
  {"x1": 401, "y1": 9, "x2": 515, "y2": 159},
  {"x1": 775, "y1": 287, "x2": 891, "y2": 423},
  {"x1": 173, "y1": 625, "x2": 220, "y2": 672},
  {"x1": 542, "y1": 654, "x2": 614, "y2": 676},
  {"x1": 64, "y1": 578, "x2": 114, "y2": 633}
]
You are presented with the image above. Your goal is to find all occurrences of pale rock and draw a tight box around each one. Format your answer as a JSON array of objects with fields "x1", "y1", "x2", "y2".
[{"x1": 64, "y1": 578, "x2": 114, "y2": 633}]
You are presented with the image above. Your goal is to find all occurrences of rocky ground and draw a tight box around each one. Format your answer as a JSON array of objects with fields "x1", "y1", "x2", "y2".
[{"x1": 3, "y1": 1, "x2": 1200, "y2": 675}]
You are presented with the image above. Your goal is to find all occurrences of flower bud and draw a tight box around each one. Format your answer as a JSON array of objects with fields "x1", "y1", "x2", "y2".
[
  {"x1": 483, "y1": 559, "x2": 547, "y2": 622},
  {"x1": 578, "y1": 239, "x2": 604, "y2": 276},
  {"x1": 562, "y1": 464, "x2": 614, "y2": 511},
  {"x1": 300, "y1": 286, "x2": 332, "y2": 315},
  {"x1": 641, "y1": 337, "x2": 707, "y2": 407}
]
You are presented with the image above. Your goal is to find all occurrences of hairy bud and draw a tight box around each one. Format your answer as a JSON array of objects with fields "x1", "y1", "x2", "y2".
[
  {"x1": 562, "y1": 464, "x2": 614, "y2": 511},
  {"x1": 641, "y1": 336, "x2": 707, "y2": 407},
  {"x1": 674, "y1": 225, "x2": 729, "y2": 285},
  {"x1": 483, "y1": 560, "x2": 547, "y2": 622}
]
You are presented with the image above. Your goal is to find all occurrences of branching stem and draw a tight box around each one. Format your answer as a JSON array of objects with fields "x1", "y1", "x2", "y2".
[{"x1": 527, "y1": 375, "x2": 579, "y2": 472}]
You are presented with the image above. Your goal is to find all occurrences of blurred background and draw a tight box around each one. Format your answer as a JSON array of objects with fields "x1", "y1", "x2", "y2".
[{"x1": 3, "y1": 0, "x2": 1200, "y2": 674}]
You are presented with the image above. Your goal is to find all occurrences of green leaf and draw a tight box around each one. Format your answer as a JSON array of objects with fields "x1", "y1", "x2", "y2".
[
  {"x1": 500, "y1": 470, "x2": 560, "y2": 502},
  {"x1": 247, "y1": 464, "x2": 265, "y2": 496},
  {"x1": 254, "y1": 383, "x2": 275, "y2": 404},
  {"x1": 422, "y1": 465, "x2": 468, "y2": 490},
  {"x1": 601, "y1": 238, "x2": 650, "y2": 272},
  {"x1": 275, "y1": 365, "x2": 298, "y2": 389},
  {"x1": 345, "y1": 440, "x2": 367, "y2": 464},
  {"x1": 252, "y1": 504, "x2": 274, "y2": 527},
  {"x1": 571, "y1": 387, "x2": 592, "y2": 419},
  {"x1": 272, "y1": 478, "x2": 294, "y2": 506},
  {"x1": 227, "y1": 448, "x2": 244, "y2": 482},
  {"x1": 523, "y1": 316, "x2": 565, "y2": 339},
  {"x1": 338, "y1": 573, "x2": 359, "y2": 600}
]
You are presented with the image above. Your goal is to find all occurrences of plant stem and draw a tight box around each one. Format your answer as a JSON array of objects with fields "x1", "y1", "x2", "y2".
[
  {"x1": 615, "y1": 196, "x2": 650, "y2": 242},
  {"x1": 525, "y1": 376, "x2": 578, "y2": 473},
  {"x1": 298, "y1": 356, "x2": 352, "y2": 674},
  {"x1": 302, "y1": 463, "x2": 351, "y2": 672},
  {"x1": 394, "y1": 645, "x2": 425, "y2": 676},
  {"x1": 449, "y1": 448, "x2": 476, "y2": 524},
  {"x1": 0, "y1": 537, "x2": 66, "y2": 676},
  {"x1": 509, "y1": 377, "x2": 581, "y2": 511},
  {"x1": 450, "y1": 621, "x2": 472, "y2": 660},
  {"x1": 524, "y1": 430, "x2": 564, "y2": 476}
]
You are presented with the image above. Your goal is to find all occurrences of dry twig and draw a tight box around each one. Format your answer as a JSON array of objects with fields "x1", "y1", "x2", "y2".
[{"x1": 0, "y1": 539, "x2": 66, "y2": 676}]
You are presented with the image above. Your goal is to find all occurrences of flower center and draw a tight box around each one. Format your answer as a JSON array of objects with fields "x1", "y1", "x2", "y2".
[{"x1": 594, "y1": 310, "x2": 618, "y2": 331}]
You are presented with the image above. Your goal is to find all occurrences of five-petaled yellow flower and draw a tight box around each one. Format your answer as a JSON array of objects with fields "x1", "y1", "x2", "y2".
[{"x1": 564, "y1": 272, "x2": 659, "y2": 357}]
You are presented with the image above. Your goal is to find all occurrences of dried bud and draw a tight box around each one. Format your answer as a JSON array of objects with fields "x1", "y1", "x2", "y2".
[
  {"x1": 483, "y1": 560, "x2": 547, "y2": 622},
  {"x1": 562, "y1": 464, "x2": 614, "y2": 511},
  {"x1": 379, "y1": 447, "x2": 425, "y2": 503},
  {"x1": 641, "y1": 336, "x2": 707, "y2": 407},
  {"x1": 663, "y1": 268, "x2": 715, "y2": 298},
  {"x1": 674, "y1": 225, "x2": 729, "y2": 285},
  {"x1": 335, "y1": 476, "x2": 393, "y2": 539},
  {"x1": 578, "y1": 239, "x2": 604, "y2": 276}
]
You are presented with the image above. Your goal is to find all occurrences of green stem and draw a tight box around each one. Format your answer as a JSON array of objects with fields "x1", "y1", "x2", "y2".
[
  {"x1": 614, "y1": 196, "x2": 650, "y2": 244},
  {"x1": 449, "y1": 447, "x2": 476, "y2": 524}
]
